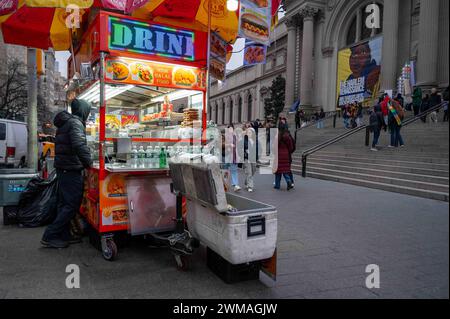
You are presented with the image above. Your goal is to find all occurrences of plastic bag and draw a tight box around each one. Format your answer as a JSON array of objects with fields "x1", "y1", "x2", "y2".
[{"x1": 17, "y1": 171, "x2": 58, "y2": 227}]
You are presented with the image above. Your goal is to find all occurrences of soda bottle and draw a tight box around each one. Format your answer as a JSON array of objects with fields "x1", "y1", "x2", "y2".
[{"x1": 159, "y1": 147, "x2": 167, "y2": 168}]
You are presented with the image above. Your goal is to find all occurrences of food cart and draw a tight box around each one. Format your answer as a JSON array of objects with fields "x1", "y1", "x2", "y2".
[{"x1": 67, "y1": 11, "x2": 209, "y2": 265}]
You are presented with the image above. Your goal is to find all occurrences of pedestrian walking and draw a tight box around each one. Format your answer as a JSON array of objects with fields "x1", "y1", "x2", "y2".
[
  {"x1": 420, "y1": 94, "x2": 430, "y2": 123},
  {"x1": 381, "y1": 95, "x2": 390, "y2": 126},
  {"x1": 273, "y1": 121, "x2": 294, "y2": 191},
  {"x1": 412, "y1": 87, "x2": 422, "y2": 117},
  {"x1": 295, "y1": 110, "x2": 301, "y2": 130},
  {"x1": 41, "y1": 99, "x2": 93, "y2": 249},
  {"x1": 443, "y1": 86, "x2": 449, "y2": 122},
  {"x1": 242, "y1": 126, "x2": 257, "y2": 192},
  {"x1": 224, "y1": 124, "x2": 241, "y2": 192},
  {"x1": 429, "y1": 88, "x2": 442, "y2": 123},
  {"x1": 316, "y1": 108, "x2": 325, "y2": 129},
  {"x1": 388, "y1": 99, "x2": 405, "y2": 148},
  {"x1": 369, "y1": 106, "x2": 383, "y2": 151}
]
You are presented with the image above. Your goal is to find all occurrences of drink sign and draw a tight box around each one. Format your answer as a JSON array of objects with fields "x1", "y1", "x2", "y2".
[{"x1": 108, "y1": 16, "x2": 195, "y2": 62}]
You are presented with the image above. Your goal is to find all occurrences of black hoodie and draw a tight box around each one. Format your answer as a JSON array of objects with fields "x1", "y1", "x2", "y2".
[{"x1": 53, "y1": 99, "x2": 92, "y2": 170}]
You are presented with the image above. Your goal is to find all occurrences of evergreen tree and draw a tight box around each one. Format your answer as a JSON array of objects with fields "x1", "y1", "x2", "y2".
[{"x1": 264, "y1": 75, "x2": 285, "y2": 122}]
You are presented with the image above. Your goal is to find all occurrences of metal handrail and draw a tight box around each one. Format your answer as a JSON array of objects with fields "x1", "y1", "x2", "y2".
[{"x1": 300, "y1": 102, "x2": 447, "y2": 178}]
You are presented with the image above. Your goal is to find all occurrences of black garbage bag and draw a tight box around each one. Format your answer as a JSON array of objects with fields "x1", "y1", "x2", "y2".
[{"x1": 17, "y1": 170, "x2": 58, "y2": 227}]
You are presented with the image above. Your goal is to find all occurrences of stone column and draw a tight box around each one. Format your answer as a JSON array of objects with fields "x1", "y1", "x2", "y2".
[
  {"x1": 284, "y1": 16, "x2": 298, "y2": 111},
  {"x1": 379, "y1": 0, "x2": 399, "y2": 91},
  {"x1": 299, "y1": 6, "x2": 318, "y2": 109},
  {"x1": 417, "y1": 0, "x2": 440, "y2": 87}
]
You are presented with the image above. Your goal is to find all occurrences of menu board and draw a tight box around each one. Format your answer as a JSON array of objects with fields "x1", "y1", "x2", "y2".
[
  {"x1": 239, "y1": 0, "x2": 272, "y2": 46},
  {"x1": 105, "y1": 57, "x2": 207, "y2": 90}
]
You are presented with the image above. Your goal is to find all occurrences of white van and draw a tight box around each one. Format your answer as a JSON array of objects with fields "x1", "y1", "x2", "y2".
[{"x1": 0, "y1": 119, "x2": 27, "y2": 168}]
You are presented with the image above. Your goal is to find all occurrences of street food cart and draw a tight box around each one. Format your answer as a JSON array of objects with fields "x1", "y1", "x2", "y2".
[{"x1": 68, "y1": 11, "x2": 209, "y2": 265}]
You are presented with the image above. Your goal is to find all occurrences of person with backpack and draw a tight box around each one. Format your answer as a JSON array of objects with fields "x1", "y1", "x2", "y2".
[
  {"x1": 388, "y1": 98, "x2": 405, "y2": 148},
  {"x1": 273, "y1": 119, "x2": 294, "y2": 190}
]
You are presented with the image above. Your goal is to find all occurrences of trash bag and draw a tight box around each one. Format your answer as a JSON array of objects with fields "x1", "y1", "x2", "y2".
[{"x1": 17, "y1": 170, "x2": 58, "y2": 227}]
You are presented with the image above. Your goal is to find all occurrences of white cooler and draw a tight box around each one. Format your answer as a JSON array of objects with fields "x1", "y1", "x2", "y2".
[{"x1": 170, "y1": 162, "x2": 277, "y2": 265}]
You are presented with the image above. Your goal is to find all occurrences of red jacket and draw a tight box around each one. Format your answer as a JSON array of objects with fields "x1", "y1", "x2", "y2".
[
  {"x1": 380, "y1": 96, "x2": 390, "y2": 116},
  {"x1": 276, "y1": 132, "x2": 294, "y2": 174}
]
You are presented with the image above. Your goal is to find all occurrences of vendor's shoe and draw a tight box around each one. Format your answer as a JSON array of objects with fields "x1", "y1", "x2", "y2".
[
  {"x1": 68, "y1": 236, "x2": 83, "y2": 245},
  {"x1": 41, "y1": 239, "x2": 69, "y2": 249},
  {"x1": 233, "y1": 185, "x2": 241, "y2": 192}
]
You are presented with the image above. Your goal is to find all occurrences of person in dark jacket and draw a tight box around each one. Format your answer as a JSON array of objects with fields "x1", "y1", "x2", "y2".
[
  {"x1": 443, "y1": 86, "x2": 449, "y2": 122},
  {"x1": 369, "y1": 106, "x2": 383, "y2": 151},
  {"x1": 41, "y1": 99, "x2": 93, "y2": 248},
  {"x1": 412, "y1": 87, "x2": 422, "y2": 116},
  {"x1": 420, "y1": 94, "x2": 430, "y2": 123},
  {"x1": 388, "y1": 99, "x2": 405, "y2": 148},
  {"x1": 274, "y1": 123, "x2": 294, "y2": 191}
]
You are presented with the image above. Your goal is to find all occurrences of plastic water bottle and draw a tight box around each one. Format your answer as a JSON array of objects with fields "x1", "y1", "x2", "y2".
[
  {"x1": 159, "y1": 147, "x2": 167, "y2": 168},
  {"x1": 154, "y1": 146, "x2": 160, "y2": 168},
  {"x1": 167, "y1": 146, "x2": 173, "y2": 163},
  {"x1": 145, "y1": 146, "x2": 153, "y2": 168},
  {"x1": 138, "y1": 146, "x2": 146, "y2": 168},
  {"x1": 130, "y1": 145, "x2": 138, "y2": 168}
]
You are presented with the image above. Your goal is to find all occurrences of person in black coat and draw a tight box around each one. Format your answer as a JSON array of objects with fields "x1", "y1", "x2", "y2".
[
  {"x1": 369, "y1": 106, "x2": 383, "y2": 151},
  {"x1": 420, "y1": 94, "x2": 430, "y2": 123},
  {"x1": 42, "y1": 99, "x2": 93, "y2": 248}
]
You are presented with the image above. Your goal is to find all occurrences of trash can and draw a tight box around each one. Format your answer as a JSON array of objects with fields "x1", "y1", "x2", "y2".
[{"x1": 0, "y1": 169, "x2": 38, "y2": 225}]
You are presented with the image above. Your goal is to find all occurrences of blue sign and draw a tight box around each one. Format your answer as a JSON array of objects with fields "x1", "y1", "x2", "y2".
[{"x1": 109, "y1": 17, "x2": 195, "y2": 62}]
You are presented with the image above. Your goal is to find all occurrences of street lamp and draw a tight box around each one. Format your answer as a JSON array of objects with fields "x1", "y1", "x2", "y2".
[{"x1": 227, "y1": 0, "x2": 239, "y2": 12}]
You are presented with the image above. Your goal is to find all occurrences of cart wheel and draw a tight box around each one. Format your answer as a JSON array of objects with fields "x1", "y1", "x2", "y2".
[
  {"x1": 102, "y1": 239, "x2": 118, "y2": 261},
  {"x1": 174, "y1": 254, "x2": 190, "y2": 271}
]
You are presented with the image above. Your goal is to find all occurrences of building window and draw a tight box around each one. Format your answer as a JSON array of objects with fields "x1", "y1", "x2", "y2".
[
  {"x1": 222, "y1": 102, "x2": 225, "y2": 125},
  {"x1": 238, "y1": 97, "x2": 242, "y2": 123},
  {"x1": 345, "y1": 3, "x2": 383, "y2": 48},
  {"x1": 215, "y1": 103, "x2": 219, "y2": 124},
  {"x1": 247, "y1": 95, "x2": 252, "y2": 121},
  {"x1": 229, "y1": 99, "x2": 233, "y2": 124}
]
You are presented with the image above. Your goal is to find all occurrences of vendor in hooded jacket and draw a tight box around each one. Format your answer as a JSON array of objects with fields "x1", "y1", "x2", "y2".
[{"x1": 41, "y1": 99, "x2": 93, "y2": 249}]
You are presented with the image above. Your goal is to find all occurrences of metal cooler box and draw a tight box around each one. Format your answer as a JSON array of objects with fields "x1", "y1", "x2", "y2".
[
  {"x1": 0, "y1": 169, "x2": 38, "y2": 225},
  {"x1": 170, "y1": 162, "x2": 277, "y2": 265}
]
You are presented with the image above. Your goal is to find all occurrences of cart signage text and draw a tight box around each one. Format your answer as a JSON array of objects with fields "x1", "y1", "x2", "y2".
[{"x1": 109, "y1": 17, "x2": 195, "y2": 62}]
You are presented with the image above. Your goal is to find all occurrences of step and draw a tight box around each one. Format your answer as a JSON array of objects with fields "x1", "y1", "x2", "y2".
[
  {"x1": 303, "y1": 161, "x2": 450, "y2": 185},
  {"x1": 292, "y1": 158, "x2": 449, "y2": 177},
  {"x1": 298, "y1": 153, "x2": 450, "y2": 167},
  {"x1": 313, "y1": 150, "x2": 450, "y2": 160},
  {"x1": 302, "y1": 166, "x2": 449, "y2": 193},
  {"x1": 294, "y1": 171, "x2": 449, "y2": 202},
  {"x1": 309, "y1": 150, "x2": 450, "y2": 162}
]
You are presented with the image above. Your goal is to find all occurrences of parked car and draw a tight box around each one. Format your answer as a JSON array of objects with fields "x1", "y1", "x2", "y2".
[{"x1": 0, "y1": 119, "x2": 27, "y2": 168}]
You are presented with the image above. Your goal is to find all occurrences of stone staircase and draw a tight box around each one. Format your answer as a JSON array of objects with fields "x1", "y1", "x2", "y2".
[{"x1": 292, "y1": 112, "x2": 449, "y2": 201}]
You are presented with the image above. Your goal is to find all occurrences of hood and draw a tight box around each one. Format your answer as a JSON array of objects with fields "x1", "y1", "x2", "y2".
[
  {"x1": 53, "y1": 111, "x2": 75, "y2": 128},
  {"x1": 71, "y1": 99, "x2": 91, "y2": 123}
]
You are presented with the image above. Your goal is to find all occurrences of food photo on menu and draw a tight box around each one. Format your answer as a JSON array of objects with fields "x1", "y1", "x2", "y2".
[
  {"x1": 244, "y1": 40, "x2": 267, "y2": 65},
  {"x1": 239, "y1": 6, "x2": 270, "y2": 45}
]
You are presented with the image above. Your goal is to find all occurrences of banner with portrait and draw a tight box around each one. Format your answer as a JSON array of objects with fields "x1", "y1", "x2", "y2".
[{"x1": 336, "y1": 37, "x2": 382, "y2": 109}]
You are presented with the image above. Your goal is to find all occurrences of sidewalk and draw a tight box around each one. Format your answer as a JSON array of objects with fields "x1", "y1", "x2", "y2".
[{"x1": 0, "y1": 173, "x2": 448, "y2": 299}]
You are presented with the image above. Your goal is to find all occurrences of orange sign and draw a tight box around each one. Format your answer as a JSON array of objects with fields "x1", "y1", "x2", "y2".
[{"x1": 105, "y1": 57, "x2": 207, "y2": 90}]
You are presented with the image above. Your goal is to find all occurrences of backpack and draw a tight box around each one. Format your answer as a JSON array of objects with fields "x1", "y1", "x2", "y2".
[{"x1": 393, "y1": 101, "x2": 405, "y2": 120}]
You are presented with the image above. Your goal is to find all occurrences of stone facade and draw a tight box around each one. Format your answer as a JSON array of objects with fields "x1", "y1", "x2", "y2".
[
  {"x1": 209, "y1": 22, "x2": 288, "y2": 127},
  {"x1": 282, "y1": 0, "x2": 449, "y2": 114}
]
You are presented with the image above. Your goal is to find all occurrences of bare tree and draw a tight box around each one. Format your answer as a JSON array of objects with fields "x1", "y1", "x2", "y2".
[{"x1": 0, "y1": 58, "x2": 28, "y2": 120}]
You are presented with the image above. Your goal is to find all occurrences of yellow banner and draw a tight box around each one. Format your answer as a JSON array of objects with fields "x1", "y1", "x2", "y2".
[{"x1": 25, "y1": 0, "x2": 93, "y2": 8}]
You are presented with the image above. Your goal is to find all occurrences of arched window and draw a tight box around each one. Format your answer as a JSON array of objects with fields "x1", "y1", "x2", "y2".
[
  {"x1": 345, "y1": 3, "x2": 383, "y2": 47},
  {"x1": 247, "y1": 94, "x2": 252, "y2": 122},
  {"x1": 238, "y1": 96, "x2": 242, "y2": 123},
  {"x1": 229, "y1": 99, "x2": 233, "y2": 124},
  {"x1": 222, "y1": 102, "x2": 226, "y2": 125}
]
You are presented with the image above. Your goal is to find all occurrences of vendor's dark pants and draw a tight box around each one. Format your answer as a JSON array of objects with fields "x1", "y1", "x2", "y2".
[{"x1": 43, "y1": 169, "x2": 84, "y2": 242}]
